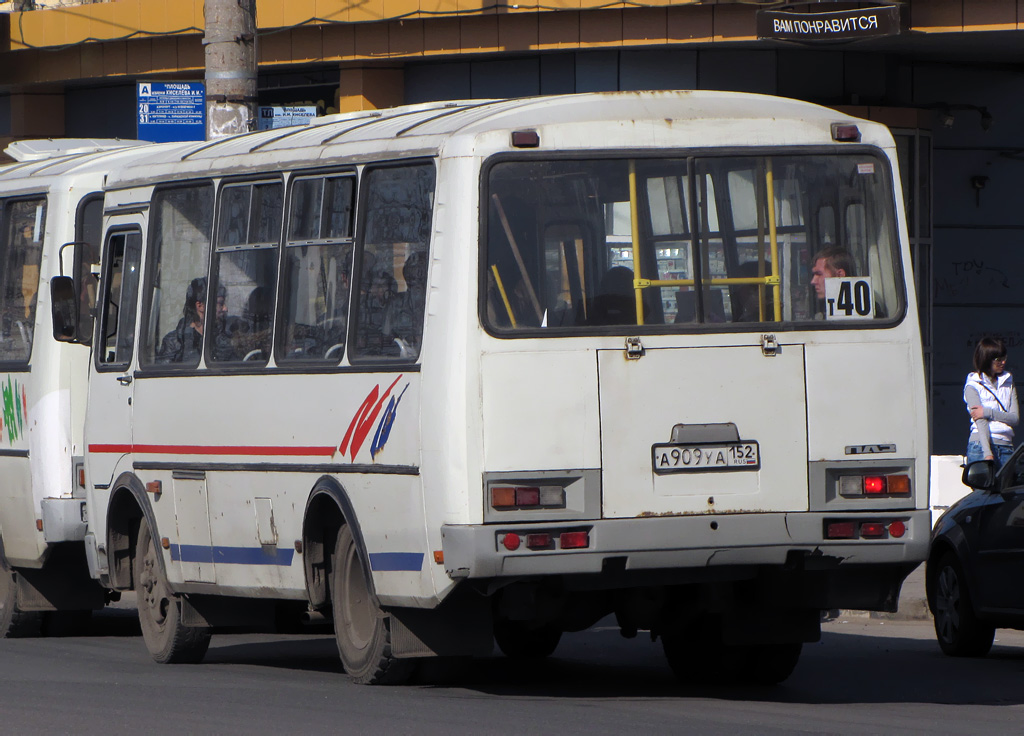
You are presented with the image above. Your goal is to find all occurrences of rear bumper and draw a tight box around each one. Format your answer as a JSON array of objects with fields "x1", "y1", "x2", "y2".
[{"x1": 441, "y1": 509, "x2": 930, "y2": 581}]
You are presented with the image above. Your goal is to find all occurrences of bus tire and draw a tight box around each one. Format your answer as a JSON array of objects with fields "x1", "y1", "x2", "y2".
[
  {"x1": 931, "y1": 551, "x2": 994, "y2": 657},
  {"x1": 135, "y1": 519, "x2": 210, "y2": 664},
  {"x1": 493, "y1": 620, "x2": 562, "y2": 659},
  {"x1": 332, "y1": 525, "x2": 414, "y2": 685},
  {"x1": 742, "y1": 641, "x2": 802, "y2": 685},
  {"x1": 0, "y1": 554, "x2": 41, "y2": 638}
]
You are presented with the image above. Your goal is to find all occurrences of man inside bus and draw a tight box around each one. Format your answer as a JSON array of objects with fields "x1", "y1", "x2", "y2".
[
  {"x1": 810, "y1": 246, "x2": 855, "y2": 300},
  {"x1": 156, "y1": 277, "x2": 233, "y2": 364}
]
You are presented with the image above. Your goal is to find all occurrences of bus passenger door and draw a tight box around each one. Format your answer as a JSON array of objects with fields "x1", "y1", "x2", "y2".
[{"x1": 85, "y1": 224, "x2": 143, "y2": 507}]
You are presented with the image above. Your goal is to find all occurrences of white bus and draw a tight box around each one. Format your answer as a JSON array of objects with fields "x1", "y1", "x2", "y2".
[
  {"x1": 59, "y1": 91, "x2": 928, "y2": 684},
  {"x1": 0, "y1": 139, "x2": 150, "y2": 636}
]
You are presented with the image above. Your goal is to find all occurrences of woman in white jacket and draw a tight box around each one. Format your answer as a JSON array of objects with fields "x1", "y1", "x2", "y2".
[{"x1": 964, "y1": 337, "x2": 1019, "y2": 469}]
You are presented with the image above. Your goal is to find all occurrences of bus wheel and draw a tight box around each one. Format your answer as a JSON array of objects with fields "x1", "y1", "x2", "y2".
[
  {"x1": 135, "y1": 519, "x2": 211, "y2": 664},
  {"x1": 493, "y1": 620, "x2": 562, "y2": 659},
  {"x1": 0, "y1": 554, "x2": 41, "y2": 638},
  {"x1": 742, "y1": 642, "x2": 802, "y2": 685},
  {"x1": 332, "y1": 525, "x2": 414, "y2": 685},
  {"x1": 932, "y1": 551, "x2": 994, "y2": 657}
]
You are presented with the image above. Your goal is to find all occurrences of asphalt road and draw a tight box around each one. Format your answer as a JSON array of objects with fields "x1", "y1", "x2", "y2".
[{"x1": 2, "y1": 609, "x2": 1023, "y2": 735}]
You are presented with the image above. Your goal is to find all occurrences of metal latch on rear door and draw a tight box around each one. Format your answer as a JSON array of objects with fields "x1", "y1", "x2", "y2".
[
  {"x1": 625, "y1": 336, "x2": 645, "y2": 360},
  {"x1": 761, "y1": 334, "x2": 779, "y2": 357}
]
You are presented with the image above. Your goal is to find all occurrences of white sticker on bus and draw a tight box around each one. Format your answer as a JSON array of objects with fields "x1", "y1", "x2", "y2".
[{"x1": 824, "y1": 276, "x2": 873, "y2": 320}]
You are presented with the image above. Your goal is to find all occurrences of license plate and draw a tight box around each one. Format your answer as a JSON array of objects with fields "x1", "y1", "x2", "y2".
[{"x1": 652, "y1": 442, "x2": 760, "y2": 474}]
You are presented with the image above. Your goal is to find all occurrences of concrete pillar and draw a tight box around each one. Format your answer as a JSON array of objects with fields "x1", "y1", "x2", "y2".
[
  {"x1": 336, "y1": 68, "x2": 405, "y2": 113},
  {"x1": 205, "y1": 0, "x2": 258, "y2": 139}
]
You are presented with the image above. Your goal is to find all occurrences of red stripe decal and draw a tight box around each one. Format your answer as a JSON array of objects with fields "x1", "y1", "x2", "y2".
[{"x1": 88, "y1": 444, "x2": 336, "y2": 457}]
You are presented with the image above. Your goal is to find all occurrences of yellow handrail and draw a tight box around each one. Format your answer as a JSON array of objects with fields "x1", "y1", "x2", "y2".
[
  {"x1": 765, "y1": 159, "x2": 782, "y2": 321},
  {"x1": 627, "y1": 160, "x2": 644, "y2": 326}
]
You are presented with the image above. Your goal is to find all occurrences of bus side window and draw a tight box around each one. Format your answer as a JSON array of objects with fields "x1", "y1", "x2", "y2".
[
  {"x1": 351, "y1": 164, "x2": 435, "y2": 362},
  {"x1": 209, "y1": 180, "x2": 282, "y2": 365},
  {"x1": 97, "y1": 230, "x2": 143, "y2": 366},
  {"x1": 139, "y1": 183, "x2": 215, "y2": 367},
  {"x1": 0, "y1": 197, "x2": 46, "y2": 363},
  {"x1": 278, "y1": 174, "x2": 354, "y2": 363}
]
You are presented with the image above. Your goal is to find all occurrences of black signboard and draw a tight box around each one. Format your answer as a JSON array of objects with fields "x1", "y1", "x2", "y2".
[{"x1": 757, "y1": 4, "x2": 902, "y2": 43}]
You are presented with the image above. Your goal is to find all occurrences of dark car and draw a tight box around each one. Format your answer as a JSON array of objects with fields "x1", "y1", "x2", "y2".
[{"x1": 927, "y1": 451, "x2": 1024, "y2": 656}]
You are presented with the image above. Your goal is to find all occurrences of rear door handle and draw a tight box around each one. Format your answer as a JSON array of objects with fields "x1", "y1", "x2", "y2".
[{"x1": 117, "y1": 375, "x2": 133, "y2": 386}]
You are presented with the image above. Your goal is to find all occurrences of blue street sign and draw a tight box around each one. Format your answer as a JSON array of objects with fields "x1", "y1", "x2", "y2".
[{"x1": 137, "y1": 81, "x2": 206, "y2": 143}]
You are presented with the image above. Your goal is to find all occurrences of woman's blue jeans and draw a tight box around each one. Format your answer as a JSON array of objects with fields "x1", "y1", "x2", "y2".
[{"x1": 966, "y1": 440, "x2": 1014, "y2": 470}]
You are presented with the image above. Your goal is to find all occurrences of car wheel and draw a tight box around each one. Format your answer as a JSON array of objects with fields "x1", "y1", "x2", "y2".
[{"x1": 931, "y1": 551, "x2": 994, "y2": 657}]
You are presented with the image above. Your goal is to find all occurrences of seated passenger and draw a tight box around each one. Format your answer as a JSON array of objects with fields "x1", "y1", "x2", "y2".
[
  {"x1": 590, "y1": 266, "x2": 637, "y2": 326},
  {"x1": 156, "y1": 277, "x2": 234, "y2": 363},
  {"x1": 382, "y1": 251, "x2": 427, "y2": 355}
]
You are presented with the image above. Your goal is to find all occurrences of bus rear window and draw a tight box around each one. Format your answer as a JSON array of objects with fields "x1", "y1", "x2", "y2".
[{"x1": 483, "y1": 155, "x2": 902, "y2": 333}]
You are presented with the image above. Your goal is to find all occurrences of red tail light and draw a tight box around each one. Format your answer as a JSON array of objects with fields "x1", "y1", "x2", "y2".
[
  {"x1": 863, "y1": 476, "x2": 886, "y2": 494},
  {"x1": 826, "y1": 521, "x2": 856, "y2": 539},
  {"x1": 560, "y1": 531, "x2": 590, "y2": 549},
  {"x1": 888, "y1": 520, "x2": 906, "y2": 538},
  {"x1": 860, "y1": 522, "x2": 886, "y2": 538},
  {"x1": 526, "y1": 533, "x2": 552, "y2": 550},
  {"x1": 502, "y1": 533, "x2": 521, "y2": 551}
]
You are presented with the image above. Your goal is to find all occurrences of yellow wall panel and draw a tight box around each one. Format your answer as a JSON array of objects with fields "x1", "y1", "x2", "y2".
[
  {"x1": 258, "y1": 0, "x2": 285, "y2": 30},
  {"x1": 281, "y1": 0, "x2": 316, "y2": 28},
  {"x1": 498, "y1": 14, "x2": 539, "y2": 51},
  {"x1": 259, "y1": 29, "x2": 293, "y2": 63},
  {"x1": 150, "y1": 36, "x2": 179, "y2": 73},
  {"x1": 458, "y1": 0, "x2": 490, "y2": 16},
  {"x1": 666, "y1": 5, "x2": 712, "y2": 42},
  {"x1": 64, "y1": 10, "x2": 92, "y2": 45},
  {"x1": 538, "y1": 11, "x2": 580, "y2": 49},
  {"x1": 384, "y1": 0, "x2": 419, "y2": 22},
  {"x1": 353, "y1": 22, "x2": 389, "y2": 58},
  {"x1": 292, "y1": 26, "x2": 324, "y2": 63},
  {"x1": 40, "y1": 49, "x2": 80, "y2": 83},
  {"x1": 10, "y1": 10, "x2": 48, "y2": 50},
  {"x1": 322, "y1": 23, "x2": 356, "y2": 58},
  {"x1": 420, "y1": 0, "x2": 460, "y2": 19},
  {"x1": 351, "y1": 0, "x2": 386, "y2": 25},
  {"x1": 113, "y1": 1, "x2": 142, "y2": 39},
  {"x1": 622, "y1": 8, "x2": 667, "y2": 44},
  {"x1": 911, "y1": 0, "x2": 964, "y2": 32},
  {"x1": 176, "y1": 36, "x2": 204, "y2": 71},
  {"x1": 87, "y1": 3, "x2": 119, "y2": 43},
  {"x1": 580, "y1": 9, "x2": 622, "y2": 46},
  {"x1": 80, "y1": 43, "x2": 105, "y2": 77},
  {"x1": 316, "y1": 0, "x2": 350, "y2": 24},
  {"x1": 389, "y1": 19, "x2": 425, "y2": 56},
  {"x1": 422, "y1": 17, "x2": 461, "y2": 54},
  {"x1": 712, "y1": 5, "x2": 754, "y2": 41},
  {"x1": 103, "y1": 40, "x2": 128, "y2": 76},
  {"x1": 162, "y1": 0, "x2": 199, "y2": 33},
  {"x1": 964, "y1": 0, "x2": 1015, "y2": 30},
  {"x1": 460, "y1": 15, "x2": 499, "y2": 52},
  {"x1": 126, "y1": 39, "x2": 153, "y2": 74}
]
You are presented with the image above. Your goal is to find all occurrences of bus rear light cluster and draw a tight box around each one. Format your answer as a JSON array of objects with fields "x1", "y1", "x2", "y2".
[
  {"x1": 832, "y1": 123, "x2": 861, "y2": 142},
  {"x1": 825, "y1": 519, "x2": 907, "y2": 540},
  {"x1": 838, "y1": 474, "x2": 911, "y2": 498},
  {"x1": 491, "y1": 485, "x2": 566, "y2": 510},
  {"x1": 500, "y1": 529, "x2": 590, "y2": 552}
]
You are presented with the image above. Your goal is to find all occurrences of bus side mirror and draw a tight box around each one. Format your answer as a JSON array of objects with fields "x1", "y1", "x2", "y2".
[
  {"x1": 50, "y1": 275, "x2": 79, "y2": 342},
  {"x1": 962, "y1": 460, "x2": 996, "y2": 491}
]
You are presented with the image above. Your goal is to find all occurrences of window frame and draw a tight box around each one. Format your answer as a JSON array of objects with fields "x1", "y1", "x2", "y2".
[
  {"x1": 93, "y1": 225, "x2": 144, "y2": 372},
  {"x1": 275, "y1": 169, "x2": 357, "y2": 367}
]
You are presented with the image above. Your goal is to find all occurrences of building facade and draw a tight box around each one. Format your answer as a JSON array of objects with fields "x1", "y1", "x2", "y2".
[{"x1": 2, "y1": 0, "x2": 1023, "y2": 455}]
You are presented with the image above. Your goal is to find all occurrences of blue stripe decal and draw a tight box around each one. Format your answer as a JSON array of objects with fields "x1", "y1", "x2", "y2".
[
  {"x1": 169, "y1": 544, "x2": 294, "y2": 566},
  {"x1": 369, "y1": 552, "x2": 424, "y2": 572}
]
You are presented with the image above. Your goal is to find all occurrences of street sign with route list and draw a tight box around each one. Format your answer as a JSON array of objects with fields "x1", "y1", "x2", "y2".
[{"x1": 137, "y1": 82, "x2": 206, "y2": 143}]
